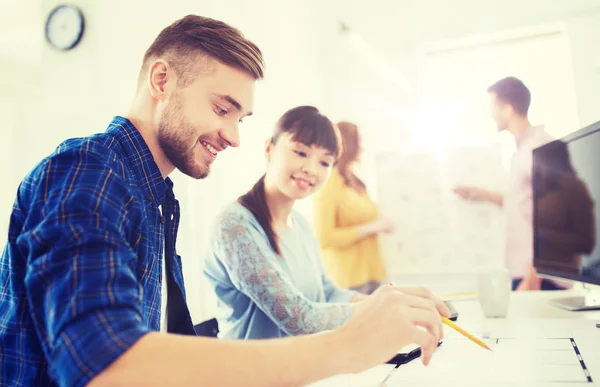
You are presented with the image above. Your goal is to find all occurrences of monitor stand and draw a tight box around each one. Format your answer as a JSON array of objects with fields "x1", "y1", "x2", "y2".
[{"x1": 549, "y1": 285, "x2": 600, "y2": 311}]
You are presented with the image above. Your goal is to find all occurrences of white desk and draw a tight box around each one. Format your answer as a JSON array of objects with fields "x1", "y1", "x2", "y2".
[
  {"x1": 453, "y1": 290, "x2": 600, "y2": 321},
  {"x1": 309, "y1": 290, "x2": 600, "y2": 386}
]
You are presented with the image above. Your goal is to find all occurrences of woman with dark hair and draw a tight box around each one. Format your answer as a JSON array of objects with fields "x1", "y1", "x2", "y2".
[
  {"x1": 203, "y1": 107, "x2": 447, "y2": 340},
  {"x1": 314, "y1": 121, "x2": 392, "y2": 294},
  {"x1": 203, "y1": 106, "x2": 363, "y2": 339},
  {"x1": 533, "y1": 140, "x2": 596, "y2": 282}
]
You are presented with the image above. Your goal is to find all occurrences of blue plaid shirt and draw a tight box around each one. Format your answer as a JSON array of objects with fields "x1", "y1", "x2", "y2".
[{"x1": 0, "y1": 116, "x2": 194, "y2": 387}]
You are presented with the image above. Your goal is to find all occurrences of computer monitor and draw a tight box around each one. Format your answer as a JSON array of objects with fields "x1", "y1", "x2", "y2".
[{"x1": 533, "y1": 120, "x2": 600, "y2": 311}]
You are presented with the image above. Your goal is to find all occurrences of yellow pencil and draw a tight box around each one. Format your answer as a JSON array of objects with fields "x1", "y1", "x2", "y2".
[{"x1": 441, "y1": 316, "x2": 492, "y2": 351}]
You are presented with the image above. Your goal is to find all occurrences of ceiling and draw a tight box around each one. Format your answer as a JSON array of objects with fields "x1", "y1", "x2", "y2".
[{"x1": 337, "y1": 0, "x2": 600, "y2": 68}]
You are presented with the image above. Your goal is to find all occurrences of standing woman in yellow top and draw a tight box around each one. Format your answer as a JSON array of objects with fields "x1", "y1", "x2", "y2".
[{"x1": 314, "y1": 121, "x2": 393, "y2": 294}]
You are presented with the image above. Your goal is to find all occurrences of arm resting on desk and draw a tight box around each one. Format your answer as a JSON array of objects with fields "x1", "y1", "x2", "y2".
[{"x1": 88, "y1": 331, "x2": 345, "y2": 387}]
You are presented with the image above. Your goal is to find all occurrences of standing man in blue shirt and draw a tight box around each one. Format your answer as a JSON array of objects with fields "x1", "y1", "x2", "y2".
[{"x1": 0, "y1": 15, "x2": 449, "y2": 387}]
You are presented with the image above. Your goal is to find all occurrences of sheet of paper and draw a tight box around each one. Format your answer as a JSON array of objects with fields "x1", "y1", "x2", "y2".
[
  {"x1": 307, "y1": 364, "x2": 395, "y2": 387},
  {"x1": 527, "y1": 365, "x2": 589, "y2": 383},
  {"x1": 481, "y1": 319, "x2": 575, "y2": 340},
  {"x1": 384, "y1": 337, "x2": 590, "y2": 386},
  {"x1": 538, "y1": 350, "x2": 582, "y2": 366},
  {"x1": 506, "y1": 338, "x2": 574, "y2": 351}
]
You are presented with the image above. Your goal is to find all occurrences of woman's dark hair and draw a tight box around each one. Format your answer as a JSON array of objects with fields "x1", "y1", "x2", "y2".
[
  {"x1": 534, "y1": 140, "x2": 576, "y2": 195},
  {"x1": 336, "y1": 121, "x2": 367, "y2": 193},
  {"x1": 238, "y1": 106, "x2": 340, "y2": 255}
]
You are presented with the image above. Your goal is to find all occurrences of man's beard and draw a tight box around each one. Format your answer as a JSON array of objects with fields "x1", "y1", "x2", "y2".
[{"x1": 157, "y1": 97, "x2": 210, "y2": 180}]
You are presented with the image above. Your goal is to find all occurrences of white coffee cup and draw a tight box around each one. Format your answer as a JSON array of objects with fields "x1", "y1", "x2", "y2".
[{"x1": 477, "y1": 269, "x2": 511, "y2": 318}]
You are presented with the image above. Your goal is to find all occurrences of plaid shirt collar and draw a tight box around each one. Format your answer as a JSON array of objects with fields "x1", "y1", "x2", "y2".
[{"x1": 106, "y1": 116, "x2": 174, "y2": 204}]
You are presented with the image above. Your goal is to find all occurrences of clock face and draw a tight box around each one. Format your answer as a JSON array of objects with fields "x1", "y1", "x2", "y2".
[{"x1": 45, "y1": 5, "x2": 85, "y2": 51}]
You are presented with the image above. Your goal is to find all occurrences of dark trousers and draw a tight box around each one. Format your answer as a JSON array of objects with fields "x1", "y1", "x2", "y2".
[
  {"x1": 350, "y1": 280, "x2": 381, "y2": 295},
  {"x1": 512, "y1": 278, "x2": 564, "y2": 291}
]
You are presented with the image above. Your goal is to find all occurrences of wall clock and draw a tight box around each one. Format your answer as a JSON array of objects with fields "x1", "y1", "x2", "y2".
[{"x1": 45, "y1": 4, "x2": 85, "y2": 51}]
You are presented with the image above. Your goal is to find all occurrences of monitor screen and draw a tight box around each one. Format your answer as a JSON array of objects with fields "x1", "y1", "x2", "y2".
[{"x1": 533, "y1": 121, "x2": 600, "y2": 286}]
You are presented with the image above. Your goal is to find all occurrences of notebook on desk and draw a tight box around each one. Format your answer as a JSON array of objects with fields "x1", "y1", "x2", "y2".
[{"x1": 385, "y1": 336, "x2": 593, "y2": 385}]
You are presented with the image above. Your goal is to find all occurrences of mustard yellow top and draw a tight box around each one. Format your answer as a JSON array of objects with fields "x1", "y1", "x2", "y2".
[{"x1": 313, "y1": 170, "x2": 386, "y2": 289}]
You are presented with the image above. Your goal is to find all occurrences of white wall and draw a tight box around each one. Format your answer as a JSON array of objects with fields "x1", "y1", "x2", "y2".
[
  {"x1": 0, "y1": 0, "x2": 43, "y2": 236},
  {"x1": 568, "y1": 12, "x2": 600, "y2": 127},
  {"x1": 0, "y1": 93, "x2": 15, "y2": 245},
  {"x1": 0, "y1": 57, "x2": 41, "y2": 245}
]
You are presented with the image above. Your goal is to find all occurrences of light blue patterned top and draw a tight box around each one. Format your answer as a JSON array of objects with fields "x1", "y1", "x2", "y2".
[{"x1": 203, "y1": 202, "x2": 358, "y2": 339}]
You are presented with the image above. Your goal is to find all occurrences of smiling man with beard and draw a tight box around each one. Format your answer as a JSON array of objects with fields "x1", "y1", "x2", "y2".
[{"x1": 0, "y1": 14, "x2": 449, "y2": 387}]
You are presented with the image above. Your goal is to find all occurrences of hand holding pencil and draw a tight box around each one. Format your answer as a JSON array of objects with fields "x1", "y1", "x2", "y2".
[
  {"x1": 386, "y1": 284, "x2": 491, "y2": 353},
  {"x1": 394, "y1": 288, "x2": 492, "y2": 351}
]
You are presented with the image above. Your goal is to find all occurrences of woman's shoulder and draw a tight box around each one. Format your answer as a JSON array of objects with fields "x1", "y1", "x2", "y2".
[{"x1": 217, "y1": 201, "x2": 261, "y2": 228}]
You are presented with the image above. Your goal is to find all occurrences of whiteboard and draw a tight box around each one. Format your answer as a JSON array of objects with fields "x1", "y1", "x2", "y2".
[
  {"x1": 375, "y1": 145, "x2": 507, "y2": 277},
  {"x1": 376, "y1": 25, "x2": 580, "y2": 279}
]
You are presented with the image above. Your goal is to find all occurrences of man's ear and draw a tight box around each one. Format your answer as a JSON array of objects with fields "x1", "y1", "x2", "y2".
[
  {"x1": 147, "y1": 59, "x2": 175, "y2": 100},
  {"x1": 265, "y1": 138, "x2": 274, "y2": 162}
]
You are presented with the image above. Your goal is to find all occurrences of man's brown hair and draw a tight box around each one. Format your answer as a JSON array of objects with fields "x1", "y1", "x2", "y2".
[
  {"x1": 139, "y1": 15, "x2": 264, "y2": 86},
  {"x1": 487, "y1": 76, "x2": 531, "y2": 116}
]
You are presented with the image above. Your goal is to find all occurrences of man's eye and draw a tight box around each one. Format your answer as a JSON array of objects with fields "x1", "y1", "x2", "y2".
[
  {"x1": 321, "y1": 161, "x2": 331, "y2": 167},
  {"x1": 215, "y1": 106, "x2": 228, "y2": 116}
]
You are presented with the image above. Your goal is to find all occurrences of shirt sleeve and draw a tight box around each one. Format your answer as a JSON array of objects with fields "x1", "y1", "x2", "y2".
[
  {"x1": 313, "y1": 172, "x2": 361, "y2": 249},
  {"x1": 19, "y1": 149, "x2": 150, "y2": 387},
  {"x1": 212, "y1": 206, "x2": 352, "y2": 336}
]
